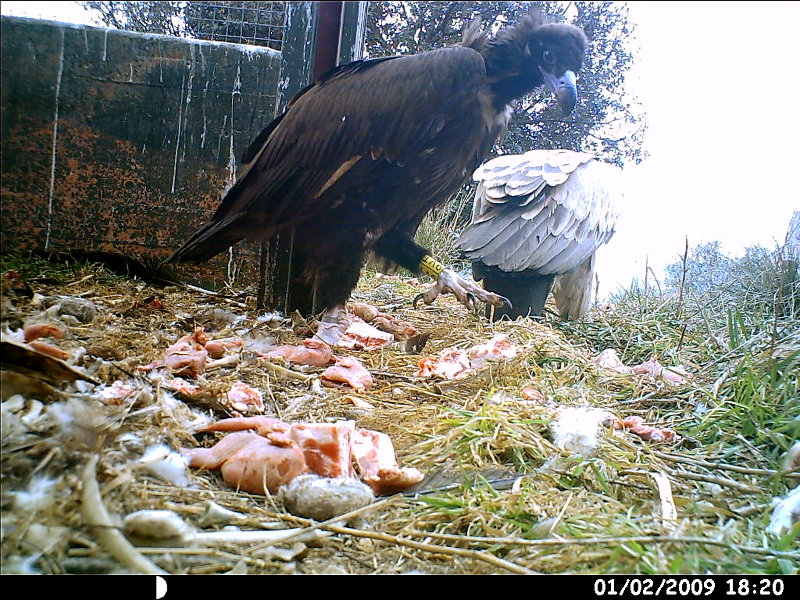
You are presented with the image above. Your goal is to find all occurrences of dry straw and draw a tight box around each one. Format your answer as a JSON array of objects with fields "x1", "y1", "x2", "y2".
[{"x1": 1, "y1": 257, "x2": 797, "y2": 574}]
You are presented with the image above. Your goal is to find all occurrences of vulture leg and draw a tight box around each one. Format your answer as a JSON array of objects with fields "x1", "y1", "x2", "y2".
[
  {"x1": 480, "y1": 268, "x2": 556, "y2": 321},
  {"x1": 285, "y1": 224, "x2": 367, "y2": 317},
  {"x1": 413, "y1": 269, "x2": 511, "y2": 312},
  {"x1": 374, "y1": 229, "x2": 510, "y2": 313}
]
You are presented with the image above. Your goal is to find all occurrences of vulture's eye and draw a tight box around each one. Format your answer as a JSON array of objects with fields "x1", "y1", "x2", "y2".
[{"x1": 542, "y1": 50, "x2": 556, "y2": 65}]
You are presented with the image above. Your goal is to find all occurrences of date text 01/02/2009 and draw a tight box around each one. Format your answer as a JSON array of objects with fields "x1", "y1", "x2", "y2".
[{"x1": 591, "y1": 576, "x2": 788, "y2": 598}]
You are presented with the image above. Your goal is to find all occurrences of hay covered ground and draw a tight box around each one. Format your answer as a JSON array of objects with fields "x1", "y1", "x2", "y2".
[{"x1": 1, "y1": 254, "x2": 797, "y2": 575}]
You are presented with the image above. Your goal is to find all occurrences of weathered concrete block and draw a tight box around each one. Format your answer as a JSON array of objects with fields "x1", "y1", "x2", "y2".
[{"x1": 1, "y1": 16, "x2": 281, "y2": 284}]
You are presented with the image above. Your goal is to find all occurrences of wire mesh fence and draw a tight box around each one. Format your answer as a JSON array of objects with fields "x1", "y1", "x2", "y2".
[
  {"x1": 79, "y1": 1, "x2": 288, "y2": 50},
  {"x1": 184, "y1": 2, "x2": 287, "y2": 50}
]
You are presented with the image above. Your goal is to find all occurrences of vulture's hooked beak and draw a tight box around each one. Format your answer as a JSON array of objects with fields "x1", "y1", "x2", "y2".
[{"x1": 540, "y1": 68, "x2": 578, "y2": 115}]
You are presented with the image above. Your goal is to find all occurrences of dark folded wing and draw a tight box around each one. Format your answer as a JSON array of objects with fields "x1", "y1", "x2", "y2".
[{"x1": 202, "y1": 47, "x2": 488, "y2": 236}]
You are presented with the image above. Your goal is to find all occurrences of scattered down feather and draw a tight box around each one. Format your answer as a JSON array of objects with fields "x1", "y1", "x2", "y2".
[{"x1": 457, "y1": 149, "x2": 620, "y2": 320}]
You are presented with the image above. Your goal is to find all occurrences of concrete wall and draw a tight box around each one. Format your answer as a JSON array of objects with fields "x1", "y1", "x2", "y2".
[{"x1": 1, "y1": 16, "x2": 282, "y2": 281}]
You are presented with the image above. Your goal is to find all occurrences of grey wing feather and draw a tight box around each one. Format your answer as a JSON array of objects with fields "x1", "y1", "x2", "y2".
[{"x1": 457, "y1": 149, "x2": 619, "y2": 275}]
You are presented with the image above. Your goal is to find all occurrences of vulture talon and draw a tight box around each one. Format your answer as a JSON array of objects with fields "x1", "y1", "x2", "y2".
[
  {"x1": 413, "y1": 268, "x2": 511, "y2": 315},
  {"x1": 412, "y1": 293, "x2": 427, "y2": 309},
  {"x1": 404, "y1": 332, "x2": 432, "y2": 354}
]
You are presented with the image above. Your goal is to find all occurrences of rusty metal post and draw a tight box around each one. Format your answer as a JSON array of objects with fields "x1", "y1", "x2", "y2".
[
  {"x1": 257, "y1": 1, "x2": 367, "y2": 315},
  {"x1": 313, "y1": 1, "x2": 342, "y2": 80}
]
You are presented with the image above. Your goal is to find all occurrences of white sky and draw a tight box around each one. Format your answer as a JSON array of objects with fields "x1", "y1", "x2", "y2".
[
  {"x1": 3, "y1": 2, "x2": 799, "y2": 300},
  {"x1": 595, "y1": 1, "x2": 800, "y2": 298},
  {"x1": 1, "y1": 1, "x2": 103, "y2": 25}
]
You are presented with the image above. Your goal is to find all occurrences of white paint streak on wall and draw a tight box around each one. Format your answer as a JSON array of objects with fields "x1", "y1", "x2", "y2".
[
  {"x1": 199, "y1": 46, "x2": 207, "y2": 149},
  {"x1": 228, "y1": 61, "x2": 241, "y2": 184},
  {"x1": 171, "y1": 71, "x2": 186, "y2": 194},
  {"x1": 44, "y1": 28, "x2": 66, "y2": 251}
]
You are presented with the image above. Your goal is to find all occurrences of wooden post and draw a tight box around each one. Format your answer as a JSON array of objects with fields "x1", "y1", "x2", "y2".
[
  {"x1": 257, "y1": 1, "x2": 318, "y2": 314},
  {"x1": 257, "y1": 1, "x2": 367, "y2": 315},
  {"x1": 276, "y1": 2, "x2": 318, "y2": 112},
  {"x1": 339, "y1": 1, "x2": 368, "y2": 64}
]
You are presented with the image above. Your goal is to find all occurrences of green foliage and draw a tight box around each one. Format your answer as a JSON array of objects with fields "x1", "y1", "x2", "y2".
[
  {"x1": 365, "y1": 1, "x2": 532, "y2": 55},
  {"x1": 584, "y1": 241, "x2": 800, "y2": 462},
  {"x1": 82, "y1": 1, "x2": 186, "y2": 36},
  {"x1": 664, "y1": 241, "x2": 794, "y2": 335},
  {"x1": 0, "y1": 252, "x2": 120, "y2": 285}
]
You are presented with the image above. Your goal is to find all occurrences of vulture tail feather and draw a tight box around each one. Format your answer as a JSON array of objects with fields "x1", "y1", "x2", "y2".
[{"x1": 167, "y1": 218, "x2": 246, "y2": 264}]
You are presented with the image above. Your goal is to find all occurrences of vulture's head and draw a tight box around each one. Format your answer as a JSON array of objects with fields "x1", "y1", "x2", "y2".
[{"x1": 468, "y1": 15, "x2": 588, "y2": 114}]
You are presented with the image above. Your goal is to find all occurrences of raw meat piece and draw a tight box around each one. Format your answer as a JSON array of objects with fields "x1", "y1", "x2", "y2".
[
  {"x1": 162, "y1": 376, "x2": 204, "y2": 398},
  {"x1": 164, "y1": 329, "x2": 208, "y2": 378},
  {"x1": 205, "y1": 337, "x2": 244, "y2": 359},
  {"x1": 206, "y1": 417, "x2": 360, "y2": 477},
  {"x1": 370, "y1": 315, "x2": 418, "y2": 340},
  {"x1": 521, "y1": 386, "x2": 545, "y2": 403},
  {"x1": 182, "y1": 430, "x2": 307, "y2": 495},
  {"x1": 468, "y1": 334, "x2": 518, "y2": 367},
  {"x1": 266, "y1": 338, "x2": 334, "y2": 366},
  {"x1": 27, "y1": 340, "x2": 69, "y2": 360},
  {"x1": 204, "y1": 416, "x2": 290, "y2": 437},
  {"x1": 23, "y1": 323, "x2": 64, "y2": 342},
  {"x1": 97, "y1": 380, "x2": 137, "y2": 405},
  {"x1": 621, "y1": 416, "x2": 679, "y2": 443},
  {"x1": 186, "y1": 417, "x2": 423, "y2": 496},
  {"x1": 290, "y1": 421, "x2": 356, "y2": 478},
  {"x1": 321, "y1": 356, "x2": 374, "y2": 390},
  {"x1": 593, "y1": 349, "x2": 689, "y2": 384},
  {"x1": 4, "y1": 323, "x2": 69, "y2": 359},
  {"x1": 593, "y1": 348, "x2": 631, "y2": 373},
  {"x1": 630, "y1": 357, "x2": 688, "y2": 384},
  {"x1": 602, "y1": 414, "x2": 679, "y2": 443},
  {"x1": 417, "y1": 348, "x2": 472, "y2": 380},
  {"x1": 338, "y1": 320, "x2": 393, "y2": 350},
  {"x1": 347, "y1": 302, "x2": 379, "y2": 321},
  {"x1": 347, "y1": 302, "x2": 419, "y2": 340},
  {"x1": 224, "y1": 381, "x2": 264, "y2": 413},
  {"x1": 352, "y1": 428, "x2": 423, "y2": 494}
]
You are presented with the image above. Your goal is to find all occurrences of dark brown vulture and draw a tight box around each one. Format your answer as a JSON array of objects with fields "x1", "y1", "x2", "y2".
[
  {"x1": 167, "y1": 16, "x2": 588, "y2": 319},
  {"x1": 456, "y1": 149, "x2": 619, "y2": 321}
]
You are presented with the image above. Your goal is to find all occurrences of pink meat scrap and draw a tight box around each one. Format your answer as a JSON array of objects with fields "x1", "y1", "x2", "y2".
[
  {"x1": 603, "y1": 414, "x2": 680, "y2": 443},
  {"x1": 468, "y1": 334, "x2": 519, "y2": 368},
  {"x1": 265, "y1": 338, "x2": 335, "y2": 366},
  {"x1": 182, "y1": 416, "x2": 423, "y2": 496},
  {"x1": 164, "y1": 328, "x2": 209, "y2": 378},
  {"x1": 321, "y1": 356, "x2": 374, "y2": 391},
  {"x1": 417, "y1": 348, "x2": 472, "y2": 380}
]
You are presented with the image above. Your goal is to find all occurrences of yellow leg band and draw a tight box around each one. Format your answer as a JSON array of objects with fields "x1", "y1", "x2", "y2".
[{"x1": 419, "y1": 255, "x2": 446, "y2": 278}]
